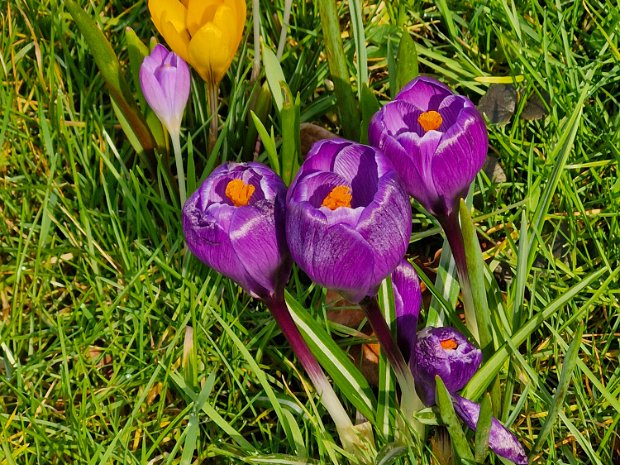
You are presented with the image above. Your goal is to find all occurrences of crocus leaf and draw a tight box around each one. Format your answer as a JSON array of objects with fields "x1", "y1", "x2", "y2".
[
  {"x1": 125, "y1": 27, "x2": 149, "y2": 103},
  {"x1": 285, "y1": 291, "x2": 377, "y2": 423},
  {"x1": 263, "y1": 45, "x2": 286, "y2": 113},
  {"x1": 532, "y1": 323, "x2": 584, "y2": 454},
  {"x1": 347, "y1": 0, "x2": 368, "y2": 95},
  {"x1": 316, "y1": 0, "x2": 360, "y2": 139},
  {"x1": 462, "y1": 266, "x2": 610, "y2": 400},
  {"x1": 376, "y1": 278, "x2": 397, "y2": 440},
  {"x1": 459, "y1": 199, "x2": 493, "y2": 355},
  {"x1": 244, "y1": 82, "x2": 273, "y2": 159},
  {"x1": 473, "y1": 393, "x2": 492, "y2": 462},
  {"x1": 65, "y1": 0, "x2": 155, "y2": 152},
  {"x1": 250, "y1": 111, "x2": 279, "y2": 175},
  {"x1": 360, "y1": 83, "x2": 380, "y2": 145},
  {"x1": 394, "y1": 30, "x2": 418, "y2": 95},
  {"x1": 280, "y1": 84, "x2": 301, "y2": 186},
  {"x1": 435, "y1": 377, "x2": 475, "y2": 463}
]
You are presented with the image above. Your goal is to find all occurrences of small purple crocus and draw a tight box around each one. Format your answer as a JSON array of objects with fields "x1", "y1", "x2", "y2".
[
  {"x1": 183, "y1": 162, "x2": 291, "y2": 300},
  {"x1": 140, "y1": 44, "x2": 191, "y2": 136},
  {"x1": 411, "y1": 326, "x2": 528, "y2": 465},
  {"x1": 286, "y1": 139, "x2": 412, "y2": 303},
  {"x1": 392, "y1": 259, "x2": 422, "y2": 360},
  {"x1": 411, "y1": 326, "x2": 483, "y2": 406},
  {"x1": 369, "y1": 76, "x2": 488, "y2": 218}
]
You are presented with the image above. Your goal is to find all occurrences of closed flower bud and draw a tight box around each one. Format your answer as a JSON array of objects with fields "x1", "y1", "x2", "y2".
[
  {"x1": 183, "y1": 162, "x2": 291, "y2": 299},
  {"x1": 392, "y1": 259, "x2": 422, "y2": 360},
  {"x1": 286, "y1": 139, "x2": 412, "y2": 303},
  {"x1": 148, "y1": 0, "x2": 246, "y2": 85},
  {"x1": 140, "y1": 44, "x2": 190, "y2": 136},
  {"x1": 453, "y1": 395, "x2": 528, "y2": 465},
  {"x1": 369, "y1": 76, "x2": 488, "y2": 218}
]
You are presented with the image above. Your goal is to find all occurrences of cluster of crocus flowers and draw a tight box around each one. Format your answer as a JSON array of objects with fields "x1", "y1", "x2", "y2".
[
  {"x1": 182, "y1": 162, "x2": 362, "y2": 455},
  {"x1": 147, "y1": 0, "x2": 246, "y2": 85},
  {"x1": 181, "y1": 73, "x2": 528, "y2": 464}
]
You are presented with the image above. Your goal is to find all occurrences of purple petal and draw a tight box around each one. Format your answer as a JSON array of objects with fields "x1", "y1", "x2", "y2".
[
  {"x1": 301, "y1": 139, "x2": 354, "y2": 172},
  {"x1": 392, "y1": 259, "x2": 422, "y2": 359},
  {"x1": 166, "y1": 53, "x2": 191, "y2": 125},
  {"x1": 437, "y1": 94, "x2": 472, "y2": 127},
  {"x1": 393, "y1": 130, "x2": 445, "y2": 214},
  {"x1": 395, "y1": 76, "x2": 454, "y2": 111},
  {"x1": 183, "y1": 199, "x2": 254, "y2": 292},
  {"x1": 141, "y1": 43, "x2": 169, "y2": 71},
  {"x1": 229, "y1": 201, "x2": 291, "y2": 298},
  {"x1": 139, "y1": 66, "x2": 168, "y2": 124},
  {"x1": 432, "y1": 107, "x2": 488, "y2": 207},
  {"x1": 286, "y1": 202, "x2": 375, "y2": 303},
  {"x1": 356, "y1": 173, "x2": 411, "y2": 283},
  {"x1": 369, "y1": 101, "x2": 424, "y2": 141},
  {"x1": 453, "y1": 395, "x2": 528, "y2": 465}
]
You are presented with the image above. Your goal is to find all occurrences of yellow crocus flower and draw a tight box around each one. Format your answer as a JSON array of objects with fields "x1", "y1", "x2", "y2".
[{"x1": 148, "y1": 0, "x2": 246, "y2": 85}]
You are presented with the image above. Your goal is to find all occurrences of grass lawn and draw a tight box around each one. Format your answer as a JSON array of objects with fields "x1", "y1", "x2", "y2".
[{"x1": 1, "y1": 0, "x2": 619, "y2": 463}]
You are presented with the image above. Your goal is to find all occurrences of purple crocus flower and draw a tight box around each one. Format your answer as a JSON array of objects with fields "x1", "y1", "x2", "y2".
[
  {"x1": 369, "y1": 76, "x2": 488, "y2": 218},
  {"x1": 392, "y1": 259, "x2": 422, "y2": 360},
  {"x1": 183, "y1": 162, "x2": 291, "y2": 300},
  {"x1": 411, "y1": 326, "x2": 483, "y2": 406},
  {"x1": 140, "y1": 44, "x2": 191, "y2": 136},
  {"x1": 411, "y1": 326, "x2": 528, "y2": 465},
  {"x1": 286, "y1": 139, "x2": 412, "y2": 303}
]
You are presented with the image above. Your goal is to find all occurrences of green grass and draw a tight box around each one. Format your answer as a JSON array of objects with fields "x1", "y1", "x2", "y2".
[{"x1": 1, "y1": 0, "x2": 619, "y2": 464}]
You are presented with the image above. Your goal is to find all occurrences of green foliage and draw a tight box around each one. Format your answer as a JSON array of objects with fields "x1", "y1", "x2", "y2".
[{"x1": 1, "y1": 0, "x2": 619, "y2": 464}]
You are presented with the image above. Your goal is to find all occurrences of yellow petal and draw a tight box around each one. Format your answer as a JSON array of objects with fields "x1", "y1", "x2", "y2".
[
  {"x1": 161, "y1": 13, "x2": 191, "y2": 63},
  {"x1": 188, "y1": 23, "x2": 232, "y2": 83},
  {"x1": 149, "y1": 0, "x2": 187, "y2": 31},
  {"x1": 231, "y1": 0, "x2": 247, "y2": 46},
  {"x1": 185, "y1": 0, "x2": 221, "y2": 36}
]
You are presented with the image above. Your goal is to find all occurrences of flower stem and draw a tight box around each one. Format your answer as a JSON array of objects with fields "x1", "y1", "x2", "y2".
[
  {"x1": 360, "y1": 296, "x2": 424, "y2": 431},
  {"x1": 170, "y1": 130, "x2": 186, "y2": 205},
  {"x1": 251, "y1": 0, "x2": 261, "y2": 82},
  {"x1": 265, "y1": 295, "x2": 366, "y2": 460},
  {"x1": 438, "y1": 210, "x2": 480, "y2": 343},
  {"x1": 207, "y1": 82, "x2": 219, "y2": 155}
]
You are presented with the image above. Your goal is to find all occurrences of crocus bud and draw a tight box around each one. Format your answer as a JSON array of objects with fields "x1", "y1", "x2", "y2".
[
  {"x1": 453, "y1": 395, "x2": 528, "y2": 465},
  {"x1": 286, "y1": 139, "x2": 412, "y2": 303},
  {"x1": 148, "y1": 0, "x2": 246, "y2": 85},
  {"x1": 140, "y1": 44, "x2": 190, "y2": 136},
  {"x1": 410, "y1": 326, "x2": 482, "y2": 406},
  {"x1": 392, "y1": 259, "x2": 422, "y2": 360},
  {"x1": 369, "y1": 76, "x2": 488, "y2": 218},
  {"x1": 183, "y1": 162, "x2": 291, "y2": 300}
]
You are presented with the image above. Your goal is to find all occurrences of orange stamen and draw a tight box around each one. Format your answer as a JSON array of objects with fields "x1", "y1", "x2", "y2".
[
  {"x1": 418, "y1": 110, "x2": 443, "y2": 132},
  {"x1": 440, "y1": 338, "x2": 458, "y2": 350},
  {"x1": 225, "y1": 179, "x2": 255, "y2": 207},
  {"x1": 322, "y1": 185, "x2": 352, "y2": 210}
]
